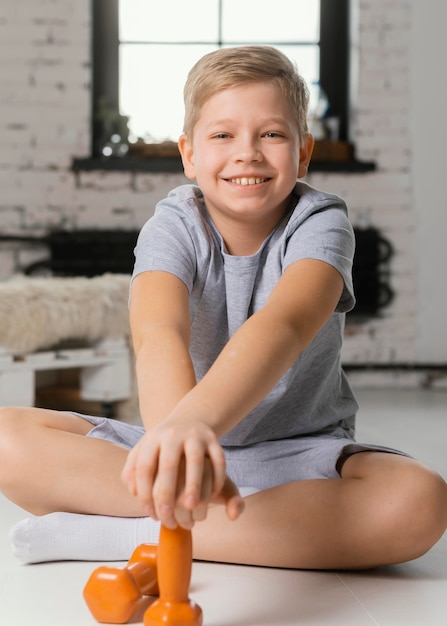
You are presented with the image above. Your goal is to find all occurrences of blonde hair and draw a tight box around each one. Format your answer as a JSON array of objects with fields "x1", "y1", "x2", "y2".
[{"x1": 183, "y1": 46, "x2": 310, "y2": 142}]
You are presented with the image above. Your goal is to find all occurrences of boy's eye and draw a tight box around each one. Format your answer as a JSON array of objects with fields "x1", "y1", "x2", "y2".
[
  {"x1": 212, "y1": 133, "x2": 230, "y2": 139},
  {"x1": 264, "y1": 131, "x2": 283, "y2": 138}
]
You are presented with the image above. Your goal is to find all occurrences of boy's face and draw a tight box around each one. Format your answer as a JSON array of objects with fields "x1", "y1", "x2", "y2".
[{"x1": 179, "y1": 81, "x2": 313, "y2": 240}]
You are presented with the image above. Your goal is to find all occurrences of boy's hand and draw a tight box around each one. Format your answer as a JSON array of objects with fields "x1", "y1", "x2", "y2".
[{"x1": 121, "y1": 419, "x2": 244, "y2": 529}]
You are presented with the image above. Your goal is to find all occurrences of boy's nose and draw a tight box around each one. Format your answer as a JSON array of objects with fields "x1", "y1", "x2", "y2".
[{"x1": 233, "y1": 137, "x2": 262, "y2": 162}]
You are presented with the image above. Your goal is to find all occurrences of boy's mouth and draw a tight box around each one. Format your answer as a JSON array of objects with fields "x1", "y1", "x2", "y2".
[{"x1": 229, "y1": 177, "x2": 269, "y2": 186}]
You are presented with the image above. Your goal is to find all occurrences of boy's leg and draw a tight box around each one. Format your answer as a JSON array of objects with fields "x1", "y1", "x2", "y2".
[
  {"x1": 2, "y1": 406, "x2": 163, "y2": 563},
  {"x1": 3, "y1": 408, "x2": 447, "y2": 569},
  {"x1": 193, "y1": 452, "x2": 447, "y2": 570},
  {"x1": 0, "y1": 406, "x2": 144, "y2": 516}
]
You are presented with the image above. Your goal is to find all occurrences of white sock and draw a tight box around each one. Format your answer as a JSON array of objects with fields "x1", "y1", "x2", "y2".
[{"x1": 9, "y1": 513, "x2": 161, "y2": 564}]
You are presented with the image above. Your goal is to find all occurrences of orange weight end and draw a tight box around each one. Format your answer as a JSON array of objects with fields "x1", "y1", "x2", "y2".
[
  {"x1": 83, "y1": 566, "x2": 140, "y2": 624},
  {"x1": 144, "y1": 598, "x2": 203, "y2": 626}
]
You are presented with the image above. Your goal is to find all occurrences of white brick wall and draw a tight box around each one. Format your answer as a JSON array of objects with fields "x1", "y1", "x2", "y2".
[
  {"x1": 0, "y1": 0, "x2": 444, "y2": 364},
  {"x1": 308, "y1": 0, "x2": 417, "y2": 364}
]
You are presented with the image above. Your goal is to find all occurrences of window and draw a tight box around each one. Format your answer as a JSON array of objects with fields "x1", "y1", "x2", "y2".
[{"x1": 91, "y1": 0, "x2": 350, "y2": 162}]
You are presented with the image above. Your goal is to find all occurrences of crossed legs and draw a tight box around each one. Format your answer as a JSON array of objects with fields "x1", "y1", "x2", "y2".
[{"x1": 1, "y1": 406, "x2": 446, "y2": 569}]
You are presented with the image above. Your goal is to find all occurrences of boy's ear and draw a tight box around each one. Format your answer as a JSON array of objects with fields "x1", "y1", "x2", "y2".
[
  {"x1": 178, "y1": 134, "x2": 196, "y2": 180},
  {"x1": 297, "y1": 133, "x2": 315, "y2": 178}
]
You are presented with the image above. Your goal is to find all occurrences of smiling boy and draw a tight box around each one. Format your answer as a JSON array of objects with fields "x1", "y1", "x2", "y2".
[
  {"x1": 178, "y1": 80, "x2": 313, "y2": 255},
  {"x1": 2, "y1": 46, "x2": 447, "y2": 569}
]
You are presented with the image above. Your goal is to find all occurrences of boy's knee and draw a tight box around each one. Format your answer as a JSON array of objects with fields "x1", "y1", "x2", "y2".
[
  {"x1": 348, "y1": 453, "x2": 447, "y2": 562},
  {"x1": 417, "y1": 467, "x2": 447, "y2": 534},
  {"x1": 388, "y1": 463, "x2": 447, "y2": 560}
]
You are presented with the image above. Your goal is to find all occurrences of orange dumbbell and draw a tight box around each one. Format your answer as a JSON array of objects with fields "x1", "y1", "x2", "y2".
[
  {"x1": 83, "y1": 543, "x2": 159, "y2": 624},
  {"x1": 143, "y1": 525, "x2": 202, "y2": 626}
]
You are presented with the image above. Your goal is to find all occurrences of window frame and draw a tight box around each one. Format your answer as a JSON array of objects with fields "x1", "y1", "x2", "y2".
[{"x1": 83, "y1": 0, "x2": 375, "y2": 173}]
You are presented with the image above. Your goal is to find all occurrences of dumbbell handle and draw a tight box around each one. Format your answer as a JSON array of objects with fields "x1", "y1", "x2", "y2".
[
  {"x1": 144, "y1": 526, "x2": 202, "y2": 626},
  {"x1": 126, "y1": 559, "x2": 158, "y2": 595},
  {"x1": 128, "y1": 543, "x2": 159, "y2": 596},
  {"x1": 158, "y1": 525, "x2": 192, "y2": 602}
]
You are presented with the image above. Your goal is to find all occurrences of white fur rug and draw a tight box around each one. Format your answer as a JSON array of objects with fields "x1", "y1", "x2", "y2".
[{"x1": 0, "y1": 274, "x2": 131, "y2": 354}]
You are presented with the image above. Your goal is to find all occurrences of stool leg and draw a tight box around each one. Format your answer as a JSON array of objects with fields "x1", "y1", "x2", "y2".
[{"x1": 144, "y1": 525, "x2": 203, "y2": 626}]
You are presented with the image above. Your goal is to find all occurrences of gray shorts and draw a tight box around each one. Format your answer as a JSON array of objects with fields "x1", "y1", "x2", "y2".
[{"x1": 79, "y1": 414, "x2": 407, "y2": 497}]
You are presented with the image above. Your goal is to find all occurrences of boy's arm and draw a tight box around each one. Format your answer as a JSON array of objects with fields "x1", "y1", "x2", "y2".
[
  {"x1": 123, "y1": 259, "x2": 344, "y2": 528},
  {"x1": 124, "y1": 270, "x2": 241, "y2": 526},
  {"x1": 169, "y1": 258, "x2": 344, "y2": 436},
  {"x1": 129, "y1": 270, "x2": 196, "y2": 429}
]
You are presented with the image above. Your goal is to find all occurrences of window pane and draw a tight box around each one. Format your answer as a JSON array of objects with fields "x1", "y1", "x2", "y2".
[
  {"x1": 121, "y1": 43, "x2": 319, "y2": 142},
  {"x1": 222, "y1": 0, "x2": 319, "y2": 43},
  {"x1": 120, "y1": 44, "x2": 217, "y2": 141},
  {"x1": 119, "y1": 0, "x2": 219, "y2": 42},
  {"x1": 275, "y1": 44, "x2": 320, "y2": 112},
  {"x1": 118, "y1": 0, "x2": 321, "y2": 143}
]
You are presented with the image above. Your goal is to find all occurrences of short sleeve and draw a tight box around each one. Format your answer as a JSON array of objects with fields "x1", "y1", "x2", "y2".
[
  {"x1": 283, "y1": 206, "x2": 356, "y2": 313},
  {"x1": 132, "y1": 206, "x2": 197, "y2": 293}
]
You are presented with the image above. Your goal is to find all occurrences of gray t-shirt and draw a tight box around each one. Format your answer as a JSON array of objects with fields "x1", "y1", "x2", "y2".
[{"x1": 132, "y1": 182, "x2": 358, "y2": 447}]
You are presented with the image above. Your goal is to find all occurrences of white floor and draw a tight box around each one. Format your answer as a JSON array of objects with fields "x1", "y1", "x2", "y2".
[{"x1": 1, "y1": 388, "x2": 447, "y2": 625}]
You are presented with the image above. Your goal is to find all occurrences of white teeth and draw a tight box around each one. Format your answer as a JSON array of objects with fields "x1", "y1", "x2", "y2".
[{"x1": 230, "y1": 177, "x2": 266, "y2": 185}]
